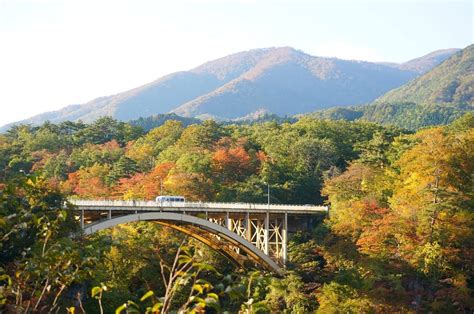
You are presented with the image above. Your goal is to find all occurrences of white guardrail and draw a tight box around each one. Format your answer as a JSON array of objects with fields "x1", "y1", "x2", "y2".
[{"x1": 69, "y1": 199, "x2": 328, "y2": 213}]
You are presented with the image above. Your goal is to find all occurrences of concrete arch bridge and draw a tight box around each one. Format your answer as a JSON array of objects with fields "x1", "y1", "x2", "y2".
[{"x1": 70, "y1": 200, "x2": 328, "y2": 274}]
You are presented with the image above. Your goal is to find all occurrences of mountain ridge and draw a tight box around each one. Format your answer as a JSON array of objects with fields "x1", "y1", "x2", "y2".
[
  {"x1": 307, "y1": 45, "x2": 473, "y2": 130},
  {"x1": 376, "y1": 45, "x2": 473, "y2": 104},
  {"x1": 1, "y1": 46, "x2": 461, "y2": 131}
]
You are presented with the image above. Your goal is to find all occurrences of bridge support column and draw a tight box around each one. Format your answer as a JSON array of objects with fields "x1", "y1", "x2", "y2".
[
  {"x1": 245, "y1": 212, "x2": 251, "y2": 242},
  {"x1": 226, "y1": 212, "x2": 231, "y2": 230},
  {"x1": 283, "y1": 212, "x2": 287, "y2": 265},
  {"x1": 264, "y1": 211, "x2": 269, "y2": 255},
  {"x1": 107, "y1": 210, "x2": 112, "y2": 220},
  {"x1": 80, "y1": 209, "x2": 84, "y2": 229}
]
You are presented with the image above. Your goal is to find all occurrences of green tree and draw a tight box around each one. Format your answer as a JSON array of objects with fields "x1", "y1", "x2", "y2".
[{"x1": 0, "y1": 176, "x2": 101, "y2": 312}]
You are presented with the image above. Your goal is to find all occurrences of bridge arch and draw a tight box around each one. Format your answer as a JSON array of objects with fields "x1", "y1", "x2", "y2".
[{"x1": 83, "y1": 212, "x2": 282, "y2": 274}]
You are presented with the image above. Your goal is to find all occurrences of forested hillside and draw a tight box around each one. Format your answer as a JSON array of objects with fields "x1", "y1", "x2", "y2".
[
  {"x1": 1, "y1": 115, "x2": 473, "y2": 312},
  {"x1": 308, "y1": 45, "x2": 473, "y2": 130},
  {"x1": 310, "y1": 102, "x2": 473, "y2": 130},
  {"x1": 376, "y1": 45, "x2": 473, "y2": 104}
]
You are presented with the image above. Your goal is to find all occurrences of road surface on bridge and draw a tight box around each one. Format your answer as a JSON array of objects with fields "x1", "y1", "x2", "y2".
[{"x1": 69, "y1": 200, "x2": 328, "y2": 214}]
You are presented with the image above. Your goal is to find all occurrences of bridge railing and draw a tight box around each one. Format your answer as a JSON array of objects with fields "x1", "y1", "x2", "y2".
[{"x1": 69, "y1": 199, "x2": 328, "y2": 212}]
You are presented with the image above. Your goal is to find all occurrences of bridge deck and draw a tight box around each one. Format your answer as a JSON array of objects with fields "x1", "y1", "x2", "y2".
[{"x1": 70, "y1": 200, "x2": 328, "y2": 214}]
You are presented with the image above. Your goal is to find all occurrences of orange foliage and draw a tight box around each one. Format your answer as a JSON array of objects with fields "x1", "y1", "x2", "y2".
[
  {"x1": 100, "y1": 139, "x2": 121, "y2": 151},
  {"x1": 355, "y1": 203, "x2": 398, "y2": 258},
  {"x1": 256, "y1": 150, "x2": 268, "y2": 163},
  {"x1": 212, "y1": 146, "x2": 255, "y2": 183},
  {"x1": 113, "y1": 162, "x2": 175, "y2": 200},
  {"x1": 164, "y1": 172, "x2": 213, "y2": 201},
  {"x1": 62, "y1": 164, "x2": 111, "y2": 198}
]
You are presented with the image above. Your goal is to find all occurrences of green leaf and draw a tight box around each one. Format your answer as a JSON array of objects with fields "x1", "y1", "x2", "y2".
[
  {"x1": 115, "y1": 304, "x2": 127, "y2": 314},
  {"x1": 140, "y1": 290, "x2": 154, "y2": 302},
  {"x1": 190, "y1": 296, "x2": 205, "y2": 303},
  {"x1": 91, "y1": 286, "x2": 101, "y2": 298},
  {"x1": 178, "y1": 255, "x2": 192, "y2": 264},
  {"x1": 193, "y1": 284, "x2": 204, "y2": 294},
  {"x1": 251, "y1": 301, "x2": 269, "y2": 313},
  {"x1": 0, "y1": 274, "x2": 12, "y2": 286},
  {"x1": 206, "y1": 292, "x2": 219, "y2": 300},
  {"x1": 127, "y1": 300, "x2": 139, "y2": 308},
  {"x1": 58, "y1": 210, "x2": 67, "y2": 220},
  {"x1": 151, "y1": 302, "x2": 163, "y2": 312},
  {"x1": 199, "y1": 263, "x2": 218, "y2": 273},
  {"x1": 204, "y1": 297, "x2": 220, "y2": 310}
]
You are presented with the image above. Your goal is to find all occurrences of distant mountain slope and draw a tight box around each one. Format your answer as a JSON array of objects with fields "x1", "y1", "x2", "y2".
[
  {"x1": 1, "y1": 46, "x2": 460, "y2": 131},
  {"x1": 1, "y1": 49, "x2": 273, "y2": 129},
  {"x1": 307, "y1": 45, "x2": 473, "y2": 130},
  {"x1": 309, "y1": 102, "x2": 472, "y2": 130},
  {"x1": 172, "y1": 47, "x2": 418, "y2": 118},
  {"x1": 376, "y1": 45, "x2": 473, "y2": 104},
  {"x1": 396, "y1": 48, "x2": 460, "y2": 73}
]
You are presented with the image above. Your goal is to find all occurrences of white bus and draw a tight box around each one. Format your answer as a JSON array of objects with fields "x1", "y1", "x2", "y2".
[{"x1": 155, "y1": 195, "x2": 186, "y2": 204}]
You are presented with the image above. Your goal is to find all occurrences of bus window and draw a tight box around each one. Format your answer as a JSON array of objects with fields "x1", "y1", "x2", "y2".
[{"x1": 155, "y1": 196, "x2": 185, "y2": 203}]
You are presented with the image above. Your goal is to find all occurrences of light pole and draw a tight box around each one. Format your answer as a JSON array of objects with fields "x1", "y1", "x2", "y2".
[{"x1": 267, "y1": 182, "x2": 270, "y2": 205}]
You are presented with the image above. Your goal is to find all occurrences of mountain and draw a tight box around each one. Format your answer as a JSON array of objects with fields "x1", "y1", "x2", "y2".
[
  {"x1": 376, "y1": 45, "x2": 473, "y2": 104},
  {"x1": 381, "y1": 48, "x2": 461, "y2": 74},
  {"x1": 171, "y1": 47, "x2": 420, "y2": 118},
  {"x1": 308, "y1": 45, "x2": 473, "y2": 130},
  {"x1": 1, "y1": 47, "x2": 460, "y2": 131}
]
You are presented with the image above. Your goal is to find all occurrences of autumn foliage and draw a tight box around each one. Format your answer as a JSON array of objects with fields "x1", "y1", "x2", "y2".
[{"x1": 1, "y1": 114, "x2": 473, "y2": 312}]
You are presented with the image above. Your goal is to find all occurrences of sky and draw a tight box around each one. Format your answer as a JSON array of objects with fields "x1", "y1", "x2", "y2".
[{"x1": 0, "y1": 0, "x2": 472, "y2": 127}]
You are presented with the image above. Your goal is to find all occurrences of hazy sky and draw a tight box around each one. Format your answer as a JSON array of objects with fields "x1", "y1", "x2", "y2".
[{"x1": 0, "y1": 0, "x2": 472, "y2": 126}]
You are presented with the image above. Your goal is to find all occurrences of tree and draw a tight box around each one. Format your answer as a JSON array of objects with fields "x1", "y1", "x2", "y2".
[
  {"x1": 322, "y1": 163, "x2": 391, "y2": 241},
  {"x1": 0, "y1": 176, "x2": 100, "y2": 312},
  {"x1": 212, "y1": 146, "x2": 256, "y2": 183},
  {"x1": 165, "y1": 172, "x2": 213, "y2": 201},
  {"x1": 107, "y1": 156, "x2": 139, "y2": 184},
  {"x1": 113, "y1": 162, "x2": 175, "y2": 199},
  {"x1": 70, "y1": 140, "x2": 123, "y2": 169},
  {"x1": 126, "y1": 120, "x2": 184, "y2": 171},
  {"x1": 62, "y1": 163, "x2": 111, "y2": 198},
  {"x1": 77, "y1": 117, "x2": 143, "y2": 145},
  {"x1": 390, "y1": 127, "x2": 474, "y2": 276}
]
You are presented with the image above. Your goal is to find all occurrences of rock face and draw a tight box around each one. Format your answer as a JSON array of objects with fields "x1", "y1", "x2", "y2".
[{"x1": 1, "y1": 46, "x2": 461, "y2": 130}]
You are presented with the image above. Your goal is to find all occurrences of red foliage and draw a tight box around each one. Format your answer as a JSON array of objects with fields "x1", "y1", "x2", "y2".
[
  {"x1": 113, "y1": 162, "x2": 176, "y2": 200},
  {"x1": 212, "y1": 146, "x2": 255, "y2": 182},
  {"x1": 61, "y1": 165, "x2": 111, "y2": 198}
]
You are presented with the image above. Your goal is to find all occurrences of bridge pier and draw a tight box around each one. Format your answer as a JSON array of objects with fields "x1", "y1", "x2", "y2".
[
  {"x1": 283, "y1": 212, "x2": 287, "y2": 265},
  {"x1": 264, "y1": 211, "x2": 269, "y2": 255},
  {"x1": 245, "y1": 212, "x2": 251, "y2": 241}
]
